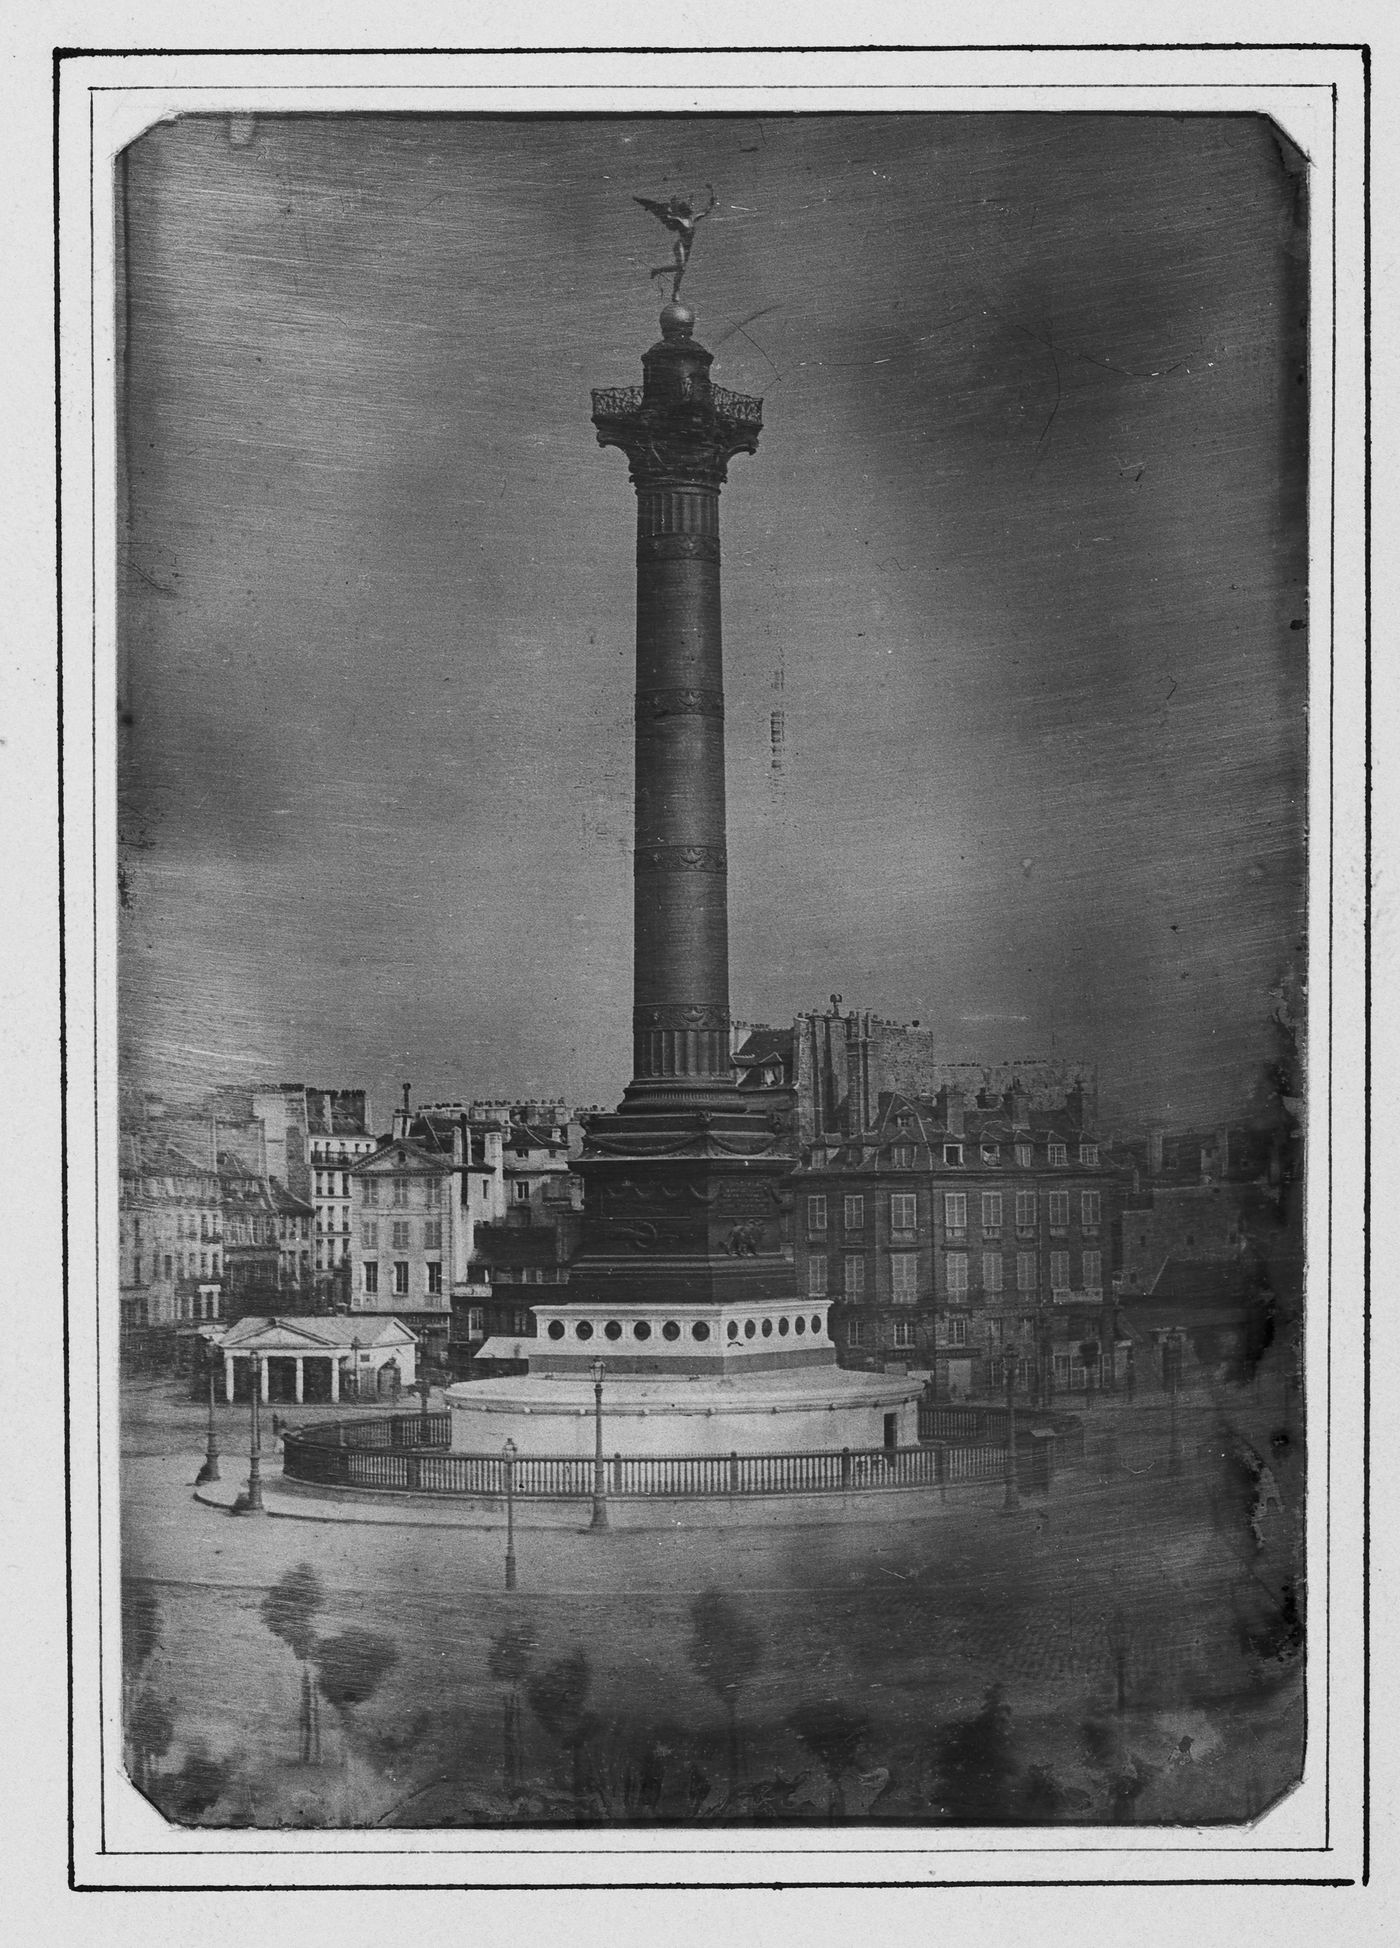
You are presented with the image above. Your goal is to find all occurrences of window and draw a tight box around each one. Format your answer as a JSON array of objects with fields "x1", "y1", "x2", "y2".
[
  {"x1": 847, "y1": 1319, "x2": 867, "y2": 1348},
  {"x1": 1049, "y1": 1142, "x2": 1068, "y2": 1166},
  {"x1": 362, "y1": 1221, "x2": 379, "y2": 1250},
  {"x1": 944, "y1": 1143, "x2": 964, "y2": 1166},
  {"x1": 943, "y1": 1192, "x2": 967, "y2": 1239},
  {"x1": 391, "y1": 1220, "x2": 411, "y2": 1250},
  {"x1": 981, "y1": 1191, "x2": 1003, "y2": 1236},
  {"x1": 949, "y1": 1315, "x2": 968, "y2": 1347},
  {"x1": 946, "y1": 1253, "x2": 969, "y2": 1296},
  {"x1": 1081, "y1": 1190, "x2": 1101, "y2": 1233},
  {"x1": 363, "y1": 1261, "x2": 379, "y2": 1296},
  {"x1": 981, "y1": 1143, "x2": 1000, "y2": 1164},
  {"x1": 893, "y1": 1319, "x2": 915, "y2": 1349},
  {"x1": 392, "y1": 1176, "x2": 409, "y2": 1208},
  {"x1": 426, "y1": 1261, "x2": 443, "y2": 1295},
  {"x1": 1080, "y1": 1143, "x2": 1099, "y2": 1166},
  {"x1": 1048, "y1": 1191, "x2": 1070, "y2": 1232},
  {"x1": 424, "y1": 1177, "x2": 441, "y2": 1206},
  {"x1": 200, "y1": 1251, "x2": 208, "y2": 1275},
  {"x1": 468, "y1": 1307, "x2": 485, "y2": 1336},
  {"x1": 1082, "y1": 1250, "x2": 1102, "y2": 1293},
  {"x1": 983, "y1": 1251, "x2": 1004, "y2": 1294},
  {"x1": 1017, "y1": 1252, "x2": 1037, "y2": 1292},
  {"x1": 363, "y1": 1177, "x2": 379, "y2": 1207},
  {"x1": 1050, "y1": 1250, "x2": 1070, "y2": 1293},
  {"x1": 424, "y1": 1220, "x2": 442, "y2": 1250},
  {"x1": 807, "y1": 1194, "x2": 828, "y2": 1233},
  {"x1": 893, "y1": 1144, "x2": 915, "y2": 1168},
  {"x1": 513, "y1": 1182, "x2": 531, "y2": 1203},
  {"x1": 891, "y1": 1253, "x2": 918, "y2": 1302},
  {"x1": 808, "y1": 1256, "x2": 829, "y2": 1298},
  {"x1": 843, "y1": 1255, "x2": 866, "y2": 1298},
  {"x1": 393, "y1": 1261, "x2": 410, "y2": 1295},
  {"x1": 1015, "y1": 1190, "x2": 1036, "y2": 1234},
  {"x1": 844, "y1": 1194, "x2": 865, "y2": 1231},
  {"x1": 163, "y1": 1254, "x2": 172, "y2": 1280},
  {"x1": 1015, "y1": 1143, "x2": 1032, "y2": 1167},
  {"x1": 890, "y1": 1192, "x2": 917, "y2": 1235}
]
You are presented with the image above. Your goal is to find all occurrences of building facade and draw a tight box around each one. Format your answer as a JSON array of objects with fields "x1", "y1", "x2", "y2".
[
  {"x1": 304, "y1": 1092, "x2": 377, "y2": 1296},
  {"x1": 118, "y1": 1135, "x2": 225, "y2": 1337},
  {"x1": 347, "y1": 1099, "x2": 499, "y2": 1366}
]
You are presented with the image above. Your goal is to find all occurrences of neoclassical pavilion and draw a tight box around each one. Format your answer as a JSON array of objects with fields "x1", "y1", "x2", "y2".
[{"x1": 212, "y1": 1314, "x2": 418, "y2": 1404}]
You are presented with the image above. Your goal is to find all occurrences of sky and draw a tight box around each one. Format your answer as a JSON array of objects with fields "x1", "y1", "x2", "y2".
[{"x1": 117, "y1": 112, "x2": 1307, "y2": 1135}]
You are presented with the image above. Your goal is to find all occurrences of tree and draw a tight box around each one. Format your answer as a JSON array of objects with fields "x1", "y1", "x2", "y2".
[
  {"x1": 127, "y1": 1688, "x2": 175, "y2": 1794},
  {"x1": 786, "y1": 1698, "x2": 868, "y2": 1819},
  {"x1": 314, "y1": 1627, "x2": 399, "y2": 1721},
  {"x1": 487, "y1": 1619, "x2": 537, "y2": 1796},
  {"x1": 526, "y1": 1650, "x2": 595, "y2": 1813},
  {"x1": 687, "y1": 1590, "x2": 762, "y2": 1800},
  {"x1": 935, "y1": 1683, "x2": 1018, "y2": 1822},
  {"x1": 155, "y1": 1744, "x2": 235, "y2": 1825},
  {"x1": 260, "y1": 1563, "x2": 324, "y2": 1762},
  {"x1": 121, "y1": 1580, "x2": 161, "y2": 1714}
]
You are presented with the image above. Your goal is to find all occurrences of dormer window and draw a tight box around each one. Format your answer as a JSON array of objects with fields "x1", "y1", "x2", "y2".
[
  {"x1": 1015, "y1": 1144, "x2": 1032, "y2": 1168},
  {"x1": 1080, "y1": 1143, "x2": 1099, "y2": 1165},
  {"x1": 944, "y1": 1143, "x2": 963, "y2": 1167},
  {"x1": 1048, "y1": 1142, "x2": 1068, "y2": 1166},
  {"x1": 893, "y1": 1144, "x2": 915, "y2": 1168},
  {"x1": 981, "y1": 1143, "x2": 1000, "y2": 1164}
]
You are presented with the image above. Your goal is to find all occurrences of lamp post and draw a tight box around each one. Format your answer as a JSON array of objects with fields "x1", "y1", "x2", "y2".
[
  {"x1": 590, "y1": 1358, "x2": 609, "y2": 1530},
  {"x1": 503, "y1": 1438, "x2": 518, "y2": 1590},
  {"x1": 195, "y1": 1355, "x2": 220, "y2": 1485},
  {"x1": 1002, "y1": 1339, "x2": 1021, "y2": 1513},
  {"x1": 416, "y1": 1341, "x2": 432, "y2": 1441},
  {"x1": 246, "y1": 1353, "x2": 266, "y2": 1513}
]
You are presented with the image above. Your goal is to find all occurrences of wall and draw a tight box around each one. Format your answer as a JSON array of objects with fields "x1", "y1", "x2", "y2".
[{"x1": 1120, "y1": 1184, "x2": 1246, "y2": 1294}]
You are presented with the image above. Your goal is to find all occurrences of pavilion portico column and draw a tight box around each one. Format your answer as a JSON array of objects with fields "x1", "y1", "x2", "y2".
[
  {"x1": 260, "y1": 1355, "x2": 270, "y2": 1404},
  {"x1": 294, "y1": 1356, "x2": 305, "y2": 1404},
  {"x1": 224, "y1": 1352, "x2": 234, "y2": 1403},
  {"x1": 330, "y1": 1357, "x2": 340, "y2": 1404}
]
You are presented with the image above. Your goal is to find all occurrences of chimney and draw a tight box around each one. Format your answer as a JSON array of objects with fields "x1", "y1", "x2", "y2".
[
  {"x1": 452, "y1": 1119, "x2": 465, "y2": 1167},
  {"x1": 1009, "y1": 1080, "x2": 1030, "y2": 1131},
  {"x1": 938, "y1": 1084, "x2": 965, "y2": 1137},
  {"x1": 392, "y1": 1082, "x2": 412, "y2": 1142},
  {"x1": 1148, "y1": 1127, "x2": 1165, "y2": 1175}
]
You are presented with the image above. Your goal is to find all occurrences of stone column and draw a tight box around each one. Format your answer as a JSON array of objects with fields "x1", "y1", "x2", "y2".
[
  {"x1": 260, "y1": 1355, "x2": 270, "y2": 1404},
  {"x1": 294, "y1": 1356, "x2": 304, "y2": 1404},
  {"x1": 224, "y1": 1352, "x2": 234, "y2": 1403},
  {"x1": 329, "y1": 1357, "x2": 340, "y2": 1403},
  {"x1": 593, "y1": 303, "x2": 761, "y2": 1099}
]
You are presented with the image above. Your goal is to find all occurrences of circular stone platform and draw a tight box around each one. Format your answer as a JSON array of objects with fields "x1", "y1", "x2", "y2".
[{"x1": 446, "y1": 1364, "x2": 923, "y2": 1458}]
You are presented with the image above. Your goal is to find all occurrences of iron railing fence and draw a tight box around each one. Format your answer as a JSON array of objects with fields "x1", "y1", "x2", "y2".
[
  {"x1": 281, "y1": 1422, "x2": 1009, "y2": 1499},
  {"x1": 590, "y1": 383, "x2": 763, "y2": 427},
  {"x1": 917, "y1": 1404, "x2": 1085, "y2": 1462}
]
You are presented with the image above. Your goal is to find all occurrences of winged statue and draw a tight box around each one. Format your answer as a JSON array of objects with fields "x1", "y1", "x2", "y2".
[{"x1": 633, "y1": 185, "x2": 718, "y2": 299}]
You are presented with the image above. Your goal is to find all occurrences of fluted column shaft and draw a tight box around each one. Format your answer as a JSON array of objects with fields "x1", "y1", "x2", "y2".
[{"x1": 631, "y1": 479, "x2": 730, "y2": 1081}]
